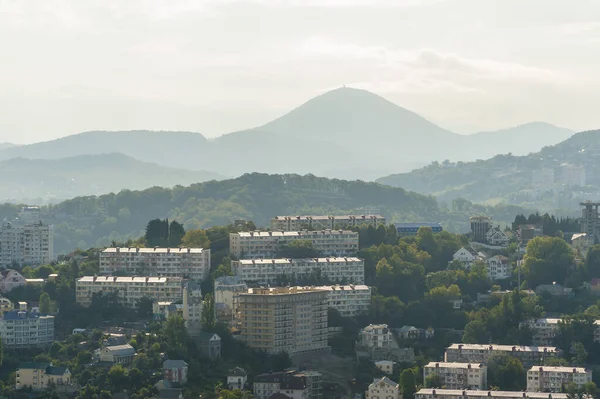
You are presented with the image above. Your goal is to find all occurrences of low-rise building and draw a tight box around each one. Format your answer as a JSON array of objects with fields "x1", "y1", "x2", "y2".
[
  {"x1": 527, "y1": 366, "x2": 592, "y2": 392},
  {"x1": 360, "y1": 324, "x2": 392, "y2": 350},
  {"x1": 183, "y1": 281, "x2": 203, "y2": 337},
  {"x1": 99, "y1": 344, "x2": 136, "y2": 364},
  {"x1": 486, "y1": 255, "x2": 511, "y2": 280},
  {"x1": 0, "y1": 269, "x2": 26, "y2": 293},
  {"x1": 316, "y1": 284, "x2": 371, "y2": 317},
  {"x1": 396, "y1": 223, "x2": 443, "y2": 236},
  {"x1": 415, "y1": 389, "x2": 575, "y2": 399},
  {"x1": 365, "y1": 377, "x2": 400, "y2": 399},
  {"x1": 76, "y1": 276, "x2": 184, "y2": 308},
  {"x1": 253, "y1": 370, "x2": 322, "y2": 399},
  {"x1": 229, "y1": 230, "x2": 359, "y2": 259},
  {"x1": 485, "y1": 227, "x2": 510, "y2": 247},
  {"x1": 232, "y1": 258, "x2": 365, "y2": 285},
  {"x1": 163, "y1": 360, "x2": 188, "y2": 386},
  {"x1": 522, "y1": 318, "x2": 562, "y2": 346},
  {"x1": 270, "y1": 215, "x2": 386, "y2": 231},
  {"x1": 0, "y1": 310, "x2": 54, "y2": 348},
  {"x1": 227, "y1": 367, "x2": 248, "y2": 390},
  {"x1": 0, "y1": 220, "x2": 54, "y2": 268},
  {"x1": 375, "y1": 360, "x2": 395, "y2": 375},
  {"x1": 535, "y1": 283, "x2": 572, "y2": 297},
  {"x1": 16, "y1": 362, "x2": 71, "y2": 390},
  {"x1": 100, "y1": 247, "x2": 211, "y2": 281},
  {"x1": 444, "y1": 344, "x2": 561, "y2": 366},
  {"x1": 198, "y1": 332, "x2": 221, "y2": 360},
  {"x1": 423, "y1": 362, "x2": 487, "y2": 390},
  {"x1": 214, "y1": 276, "x2": 248, "y2": 325},
  {"x1": 0, "y1": 297, "x2": 13, "y2": 314},
  {"x1": 396, "y1": 326, "x2": 435, "y2": 340}
]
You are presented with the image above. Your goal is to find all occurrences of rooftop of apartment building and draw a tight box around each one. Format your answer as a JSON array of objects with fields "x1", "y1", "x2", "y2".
[
  {"x1": 234, "y1": 230, "x2": 357, "y2": 237},
  {"x1": 447, "y1": 344, "x2": 559, "y2": 353},
  {"x1": 244, "y1": 287, "x2": 329, "y2": 296},
  {"x1": 102, "y1": 247, "x2": 205, "y2": 254},
  {"x1": 272, "y1": 215, "x2": 384, "y2": 220},
  {"x1": 77, "y1": 276, "x2": 183, "y2": 284},
  {"x1": 236, "y1": 257, "x2": 362, "y2": 265},
  {"x1": 426, "y1": 362, "x2": 485, "y2": 369},
  {"x1": 417, "y1": 389, "x2": 571, "y2": 399},
  {"x1": 2, "y1": 310, "x2": 53, "y2": 320},
  {"x1": 528, "y1": 366, "x2": 588, "y2": 373},
  {"x1": 314, "y1": 284, "x2": 370, "y2": 292}
]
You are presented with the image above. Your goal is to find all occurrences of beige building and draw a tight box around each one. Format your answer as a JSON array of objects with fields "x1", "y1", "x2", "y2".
[
  {"x1": 238, "y1": 287, "x2": 329, "y2": 355},
  {"x1": 0, "y1": 310, "x2": 54, "y2": 348},
  {"x1": 316, "y1": 284, "x2": 371, "y2": 317},
  {"x1": 16, "y1": 362, "x2": 71, "y2": 390},
  {"x1": 232, "y1": 258, "x2": 365, "y2": 285},
  {"x1": 100, "y1": 247, "x2": 211, "y2": 281},
  {"x1": 76, "y1": 276, "x2": 184, "y2": 308},
  {"x1": 444, "y1": 344, "x2": 561, "y2": 366},
  {"x1": 527, "y1": 366, "x2": 592, "y2": 392},
  {"x1": 416, "y1": 389, "x2": 575, "y2": 399},
  {"x1": 0, "y1": 221, "x2": 54, "y2": 268},
  {"x1": 366, "y1": 377, "x2": 401, "y2": 399},
  {"x1": 424, "y1": 362, "x2": 487, "y2": 390},
  {"x1": 229, "y1": 230, "x2": 359, "y2": 259},
  {"x1": 270, "y1": 215, "x2": 386, "y2": 231}
]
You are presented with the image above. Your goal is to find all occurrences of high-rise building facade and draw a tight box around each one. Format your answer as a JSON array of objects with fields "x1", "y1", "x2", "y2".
[
  {"x1": 0, "y1": 310, "x2": 54, "y2": 348},
  {"x1": 232, "y1": 257, "x2": 365, "y2": 284},
  {"x1": 100, "y1": 247, "x2": 211, "y2": 281},
  {"x1": 416, "y1": 389, "x2": 573, "y2": 399},
  {"x1": 238, "y1": 287, "x2": 329, "y2": 355},
  {"x1": 470, "y1": 216, "x2": 492, "y2": 243},
  {"x1": 229, "y1": 230, "x2": 359, "y2": 259},
  {"x1": 0, "y1": 221, "x2": 54, "y2": 268},
  {"x1": 270, "y1": 215, "x2": 386, "y2": 231}
]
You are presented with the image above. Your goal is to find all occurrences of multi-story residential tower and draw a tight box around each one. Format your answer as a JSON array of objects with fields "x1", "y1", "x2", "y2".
[
  {"x1": 316, "y1": 284, "x2": 371, "y2": 317},
  {"x1": 229, "y1": 230, "x2": 359, "y2": 259},
  {"x1": 0, "y1": 310, "x2": 54, "y2": 348},
  {"x1": 0, "y1": 221, "x2": 54, "y2": 267},
  {"x1": 100, "y1": 247, "x2": 211, "y2": 281},
  {"x1": 270, "y1": 215, "x2": 386, "y2": 231},
  {"x1": 238, "y1": 287, "x2": 329, "y2": 355},
  {"x1": 76, "y1": 276, "x2": 184, "y2": 308},
  {"x1": 415, "y1": 389, "x2": 575, "y2": 399},
  {"x1": 444, "y1": 344, "x2": 561, "y2": 366},
  {"x1": 527, "y1": 366, "x2": 592, "y2": 392},
  {"x1": 232, "y1": 257, "x2": 365, "y2": 284},
  {"x1": 214, "y1": 276, "x2": 248, "y2": 325},
  {"x1": 423, "y1": 362, "x2": 487, "y2": 390}
]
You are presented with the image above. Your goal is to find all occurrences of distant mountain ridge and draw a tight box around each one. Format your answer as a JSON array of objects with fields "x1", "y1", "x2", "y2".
[
  {"x1": 0, "y1": 88, "x2": 575, "y2": 180},
  {"x1": 376, "y1": 129, "x2": 600, "y2": 209},
  {"x1": 0, "y1": 153, "x2": 224, "y2": 203}
]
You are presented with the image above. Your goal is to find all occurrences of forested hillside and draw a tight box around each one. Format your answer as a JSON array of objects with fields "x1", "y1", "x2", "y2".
[{"x1": 1, "y1": 174, "x2": 529, "y2": 254}]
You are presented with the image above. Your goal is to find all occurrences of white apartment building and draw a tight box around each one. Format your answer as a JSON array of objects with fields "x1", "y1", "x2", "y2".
[
  {"x1": 0, "y1": 221, "x2": 54, "y2": 267},
  {"x1": 100, "y1": 247, "x2": 211, "y2": 281},
  {"x1": 366, "y1": 377, "x2": 401, "y2": 399},
  {"x1": 232, "y1": 257, "x2": 365, "y2": 285},
  {"x1": 229, "y1": 230, "x2": 359, "y2": 259},
  {"x1": 527, "y1": 366, "x2": 592, "y2": 392},
  {"x1": 416, "y1": 389, "x2": 575, "y2": 399},
  {"x1": 444, "y1": 344, "x2": 561, "y2": 366},
  {"x1": 360, "y1": 324, "x2": 393, "y2": 350},
  {"x1": 76, "y1": 276, "x2": 184, "y2": 308},
  {"x1": 238, "y1": 287, "x2": 329, "y2": 355},
  {"x1": 424, "y1": 362, "x2": 487, "y2": 390},
  {"x1": 270, "y1": 215, "x2": 386, "y2": 231},
  {"x1": 0, "y1": 310, "x2": 54, "y2": 348},
  {"x1": 316, "y1": 284, "x2": 371, "y2": 317}
]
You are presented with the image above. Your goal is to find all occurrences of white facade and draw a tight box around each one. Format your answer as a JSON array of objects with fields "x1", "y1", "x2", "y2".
[
  {"x1": 366, "y1": 377, "x2": 401, "y2": 399},
  {"x1": 0, "y1": 221, "x2": 54, "y2": 268},
  {"x1": 0, "y1": 310, "x2": 54, "y2": 348},
  {"x1": 527, "y1": 366, "x2": 592, "y2": 393},
  {"x1": 360, "y1": 324, "x2": 392, "y2": 349},
  {"x1": 229, "y1": 230, "x2": 359, "y2": 259},
  {"x1": 485, "y1": 227, "x2": 510, "y2": 247},
  {"x1": 227, "y1": 367, "x2": 248, "y2": 390},
  {"x1": 271, "y1": 215, "x2": 386, "y2": 231},
  {"x1": 316, "y1": 284, "x2": 371, "y2": 317},
  {"x1": 416, "y1": 389, "x2": 577, "y2": 399},
  {"x1": 232, "y1": 258, "x2": 365, "y2": 285},
  {"x1": 445, "y1": 344, "x2": 560, "y2": 365},
  {"x1": 76, "y1": 276, "x2": 184, "y2": 308},
  {"x1": 100, "y1": 247, "x2": 211, "y2": 281},
  {"x1": 485, "y1": 256, "x2": 511, "y2": 280},
  {"x1": 424, "y1": 362, "x2": 487, "y2": 390},
  {"x1": 214, "y1": 276, "x2": 248, "y2": 324}
]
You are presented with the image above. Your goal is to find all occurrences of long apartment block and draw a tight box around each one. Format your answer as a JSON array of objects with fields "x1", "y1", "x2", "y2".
[
  {"x1": 100, "y1": 247, "x2": 211, "y2": 281},
  {"x1": 238, "y1": 286, "x2": 329, "y2": 355},
  {"x1": 76, "y1": 276, "x2": 185, "y2": 308},
  {"x1": 231, "y1": 257, "x2": 365, "y2": 284},
  {"x1": 416, "y1": 389, "x2": 574, "y2": 399},
  {"x1": 527, "y1": 366, "x2": 592, "y2": 393},
  {"x1": 270, "y1": 215, "x2": 386, "y2": 231},
  {"x1": 229, "y1": 230, "x2": 359, "y2": 259},
  {"x1": 523, "y1": 318, "x2": 600, "y2": 346},
  {"x1": 423, "y1": 362, "x2": 487, "y2": 390},
  {"x1": 444, "y1": 344, "x2": 561, "y2": 366},
  {"x1": 316, "y1": 284, "x2": 371, "y2": 317}
]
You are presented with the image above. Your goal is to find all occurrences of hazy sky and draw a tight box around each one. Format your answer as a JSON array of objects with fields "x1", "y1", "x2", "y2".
[{"x1": 1, "y1": 0, "x2": 600, "y2": 143}]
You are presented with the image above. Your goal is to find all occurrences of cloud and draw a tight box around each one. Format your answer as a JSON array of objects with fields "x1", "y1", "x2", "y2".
[{"x1": 557, "y1": 21, "x2": 600, "y2": 35}]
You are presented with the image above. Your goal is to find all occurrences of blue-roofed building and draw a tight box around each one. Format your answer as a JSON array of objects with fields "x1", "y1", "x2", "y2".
[
  {"x1": 0, "y1": 310, "x2": 54, "y2": 348},
  {"x1": 395, "y1": 223, "x2": 443, "y2": 236}
]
